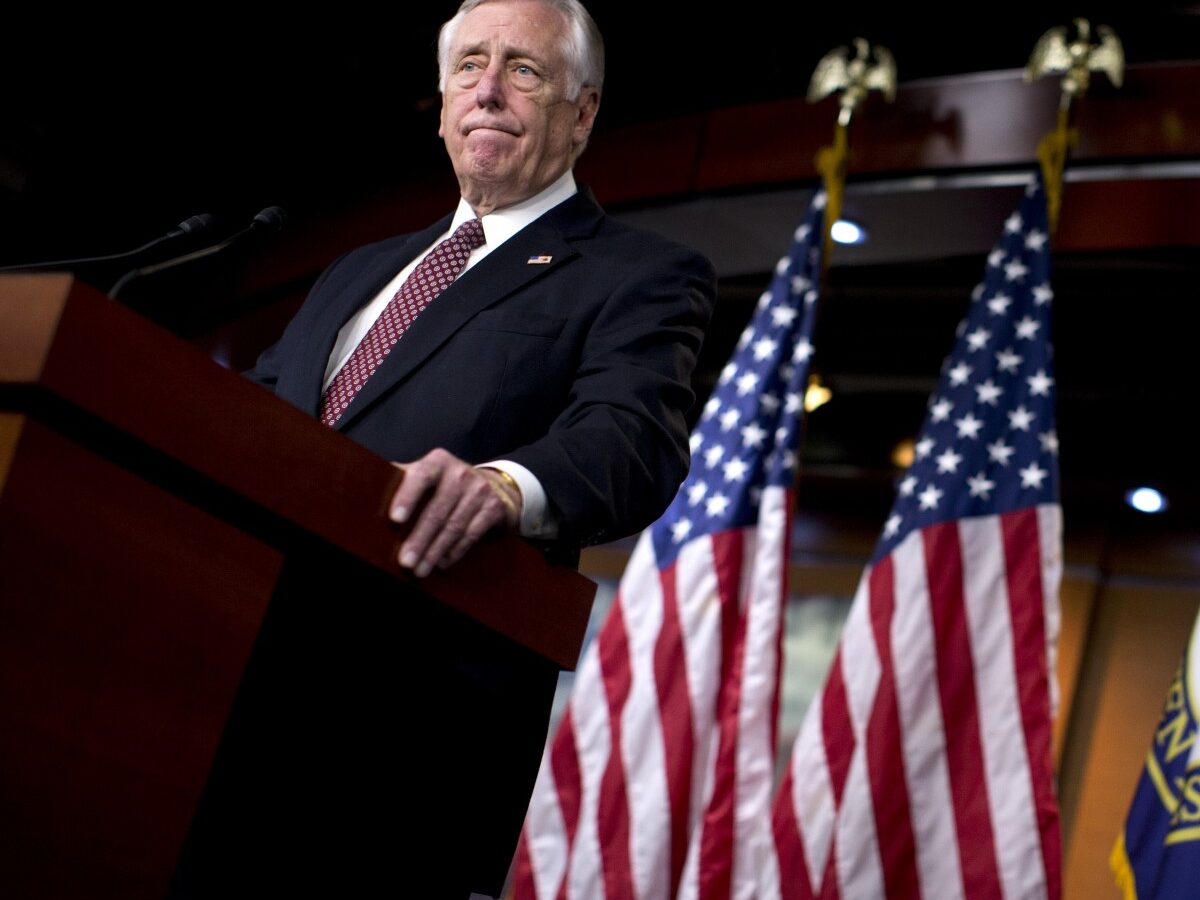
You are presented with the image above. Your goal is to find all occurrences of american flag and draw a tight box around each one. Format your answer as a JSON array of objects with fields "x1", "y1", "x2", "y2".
[
  {"x1": 513, "y1": 190, "x2": 828, "y2": 899},
  {"x1": 766, "y1": 180, "x2": 1062, "y2": 900}
]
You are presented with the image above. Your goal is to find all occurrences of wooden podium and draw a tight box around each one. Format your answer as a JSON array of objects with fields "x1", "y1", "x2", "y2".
[{"x1": 0, "y1": 274, "x2": 596, "y2": 898}]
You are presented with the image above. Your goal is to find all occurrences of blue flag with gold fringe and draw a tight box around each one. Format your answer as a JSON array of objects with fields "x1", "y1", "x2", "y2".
[{"x1": 1113, "y1": 611, "x2": 1200, "y2": 898}]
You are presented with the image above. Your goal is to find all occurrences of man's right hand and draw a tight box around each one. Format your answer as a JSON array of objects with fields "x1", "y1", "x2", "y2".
[{"x1": 389, "y1": 448, "x2": 522, "y2": 577}]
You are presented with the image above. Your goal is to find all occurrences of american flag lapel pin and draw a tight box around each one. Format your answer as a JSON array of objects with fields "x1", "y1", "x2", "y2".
[{"x1": 527, "y1": 254, "x2": 553, "y2": 265}]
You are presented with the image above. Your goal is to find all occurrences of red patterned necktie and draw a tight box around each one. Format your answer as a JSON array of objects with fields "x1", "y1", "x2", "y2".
[{"x1": 320, "y1": 218, "x2": 486, "y2": 426}]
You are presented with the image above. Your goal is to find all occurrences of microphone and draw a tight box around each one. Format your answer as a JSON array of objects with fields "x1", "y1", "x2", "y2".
[
  {"x1": 108, "y1": 206, "x2": 289, "y2": 300},
  {"x1": 0, "y1": 213, "x2": 219, "y2": 273}
]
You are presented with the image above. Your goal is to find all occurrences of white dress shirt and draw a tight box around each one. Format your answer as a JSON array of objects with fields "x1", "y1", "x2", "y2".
[{"x1": 322, "y1": 171, "x2": 580, "y2": 538}]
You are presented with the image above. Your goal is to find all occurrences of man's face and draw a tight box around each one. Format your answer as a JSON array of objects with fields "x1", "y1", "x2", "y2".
[{"x1": 439, "y1": 0, "x2": 599, "y2": 213}]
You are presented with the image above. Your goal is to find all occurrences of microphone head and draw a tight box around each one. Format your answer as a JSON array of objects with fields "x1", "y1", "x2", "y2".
[
  {"x1": 177, "y1": 213, "x2": 218, "y2": 235},
  {"x1": 251, "y1": 206, "x2": 288, "y2": 232}
]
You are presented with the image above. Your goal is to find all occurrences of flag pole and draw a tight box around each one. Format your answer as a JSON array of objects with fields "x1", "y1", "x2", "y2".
[
  {"x1": 808, "y1": 38, "x2": 896, "y2": 276},
  {"x1": 1025, "y1": 18, "x2": 1126, "y2": 233}
]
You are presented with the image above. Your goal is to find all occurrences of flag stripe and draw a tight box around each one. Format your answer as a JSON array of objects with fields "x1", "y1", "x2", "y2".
[
  {"x1": 655, "y1": 561, "x2": 697, "y2": 897},
  {"x1": 734, "y1": 488, "x2": 791, "y2": 898},
  {"x1": 821, "y1": 649, "x2": 854, "y2": 805},
  {"x1": 597, "y1": 602, "x2": 637, "y2": 900},
  {"x1": 565, "y1": 638, "x2": 616, "y2": 897},
  {"x1": 618, "y1": 543, "x2": 672, "y2": 899},
  {"x1": 1002, "y1": 507, "x2": 1062, "y2": 900},
  {"x1": 959, "y1": 514, "x2": 1047, "y2": 900},
  {"x1": 832, "y1": 589, "x2": 885, "y2": 899},
  {"x1": 697, "y1": 529, "x2": 749, "y2": 899},
  {"x1": 773, "y1": 768, "x2": 817, "y2": 900},
  {"x1": 890, "y1": 535, "x2": 962, "y2": 900},
  {"x1": 922, "y1": 521, "x2": 1003, "y2": 900},
  {"x1": 787, "y1": 678, "x2": 837, "y2": 892},
  {"x1": 866, "y1": 555, "x2": 923, "y2": 899}
]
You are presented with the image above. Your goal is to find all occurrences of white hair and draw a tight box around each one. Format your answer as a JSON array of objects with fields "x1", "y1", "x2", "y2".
[{"x1": 437, "y1": 0, "x2": 605, "y2": 100}]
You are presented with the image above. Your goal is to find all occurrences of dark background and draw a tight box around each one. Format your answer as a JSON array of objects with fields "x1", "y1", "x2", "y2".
[{"x1": 4, "y1": 3, "x2": 1198, "y2": 258}]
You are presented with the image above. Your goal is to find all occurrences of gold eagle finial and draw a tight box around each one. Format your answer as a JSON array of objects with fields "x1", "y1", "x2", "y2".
[
  {"x1": 808, "y1": 38, "x2": 897, "y2": 127},
  {"x1": 1025, "y1": 17, "x2": 1125, "y2": 105}
]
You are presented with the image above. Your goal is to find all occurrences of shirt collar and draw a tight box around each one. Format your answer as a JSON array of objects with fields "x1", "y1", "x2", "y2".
[{"x1": 450, "y1": 170, "x2": 578, "y2": 249}]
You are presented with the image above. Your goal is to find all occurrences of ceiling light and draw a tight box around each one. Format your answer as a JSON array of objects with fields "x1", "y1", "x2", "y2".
[
  {"x1": 1125, "y1": 487, "x2": 1168, "y2": 514},
  {"x1": 891, "y1": 438, "x2": 915, "y2": 469},
  {"x1": 804, "y1": 374, "x2": 832, "y2": 413},
  {"x1": 830, "y1": 219, "x2": 868, "y2": 245}
]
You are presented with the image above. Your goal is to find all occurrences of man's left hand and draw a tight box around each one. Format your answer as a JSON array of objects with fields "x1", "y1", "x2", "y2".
[{"x1": 389, "y1": 448, "x2": 522, "y2": 577}]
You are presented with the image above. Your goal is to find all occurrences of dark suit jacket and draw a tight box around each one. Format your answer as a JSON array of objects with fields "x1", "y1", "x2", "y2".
[
  {"x1": 238, "y1": 187, "x2": 714, "y2": 893},
  {"x1": 246, "y1": 187, "x2": 715, "y2": 548}
]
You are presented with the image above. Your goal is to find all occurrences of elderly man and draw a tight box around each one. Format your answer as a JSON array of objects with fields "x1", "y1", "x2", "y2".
[
  {"x1": 247, "y1": 0, "x2": 714, "y2": 573},
  {"x1": 235, "y1": 0, "x2": 714, "y2": 894}
]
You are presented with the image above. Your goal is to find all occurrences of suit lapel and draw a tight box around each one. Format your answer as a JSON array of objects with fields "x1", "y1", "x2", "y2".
[{"x1": 333, "y1": 190, "x2": 604, "y2": 431}]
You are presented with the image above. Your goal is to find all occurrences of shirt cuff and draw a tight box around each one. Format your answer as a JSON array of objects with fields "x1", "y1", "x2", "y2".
[{"x1": 478, "y1": 460, "x2": 559, "y2": 539}]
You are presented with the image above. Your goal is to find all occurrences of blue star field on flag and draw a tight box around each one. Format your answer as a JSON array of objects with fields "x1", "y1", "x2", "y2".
[
  {"x1": 651, "y1": 190, "x2": 827, "y2": 566},
  {"x1": 872, "y1": 178, "x2": 1059, "y2": 564}
]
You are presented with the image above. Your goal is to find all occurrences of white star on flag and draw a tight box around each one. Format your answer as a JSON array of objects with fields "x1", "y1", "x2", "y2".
[
  {"x1": 792, "y1": 338, "x2": 813, "y2": 363},
  {"x1": 948, "y1": 362, "x2": 973, "y2": 386},
  {"x1": 720, "y1": 408, "x2": 741, "y2": 431},
  {"x1": 968, "y1": 472, "x2": 996, "y2": 499},
  {"x1": 966, "y1": 327, "x2": 992, "y2": 351},
  {"x1": 930, "y1": 398, "x2": 953, "y2": 422},
  {"x1": 1040, "y1": 430, "x2": 1060, "y2": 455},
  {"x1": 723, "y1": 458, "x2": 749, "y2": 482},
  {"x1": 1025, "y1": 229, "x2": 1048, "y2": 250},
  {"x1": 884, "y1": 514, "x2": 902, "y2": 537},
  {"x1": 736, "y1": 372, "x2": 760, "y2": 396},
  {"x1": 753, "y1": 338, "x2": 779, "y2": 361},
  {"x1": 988, "y1": 439, "x2": 1015, "y2": 465},
  {"x1": 671, "y1": 518, "x2": 692, "y2": 542},
  {"x1": 1008, "y1": 405, "x2": 1034, "y2": 431},
  {"x1": 988, "y1": 293, "x2": 1013, "y2": 316},
  {"x1": 915, "y1": 437, "x2": 935, "y2": 459},
  {"x1": 996, "y1": 348, "x2": 1023, "y2": 373},
  {"x1": 1015, "y1": 316, "x2": 1041, "y2": 340},
  {"x1": 918, "y1": 483, "x2": 944, "y2": 510},
  {"x1": 899, "y1": 475, "x2": 918, "y2": 496},
  {"x1": 1005, "y1": 212, "x2": 1023, "y2": 233},
  {"x1": 936, "y1": 448, "x2": 964, "y2": 473},
  {"x1": 1027, "y1": 369, "x2": 1054, "y2": 396},
  {"x1": 976, "y1": 379, "x2": 1003, "y2": 406},
  {"x1": 742, "y1": 423, "x2": 768, "y2": 448},
  {"x1": 1004, "y1": 259, "x2": 1030, "y2": 281},
  {"x1": 956, "y1": 413, "x2": 984, "y2": 439},
  {"x1": 687, "y1": 482, "x2": 707, "y2": 505},
  {"x1": 771, "y1": 307, "x2": 798, "y2": 328},
  {"x1": 706, "y1": 493, "x2": 730, "y2": 517},
  {"x1": 1020, "y1": 462, "x2": 1048, "y2": 489}
]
